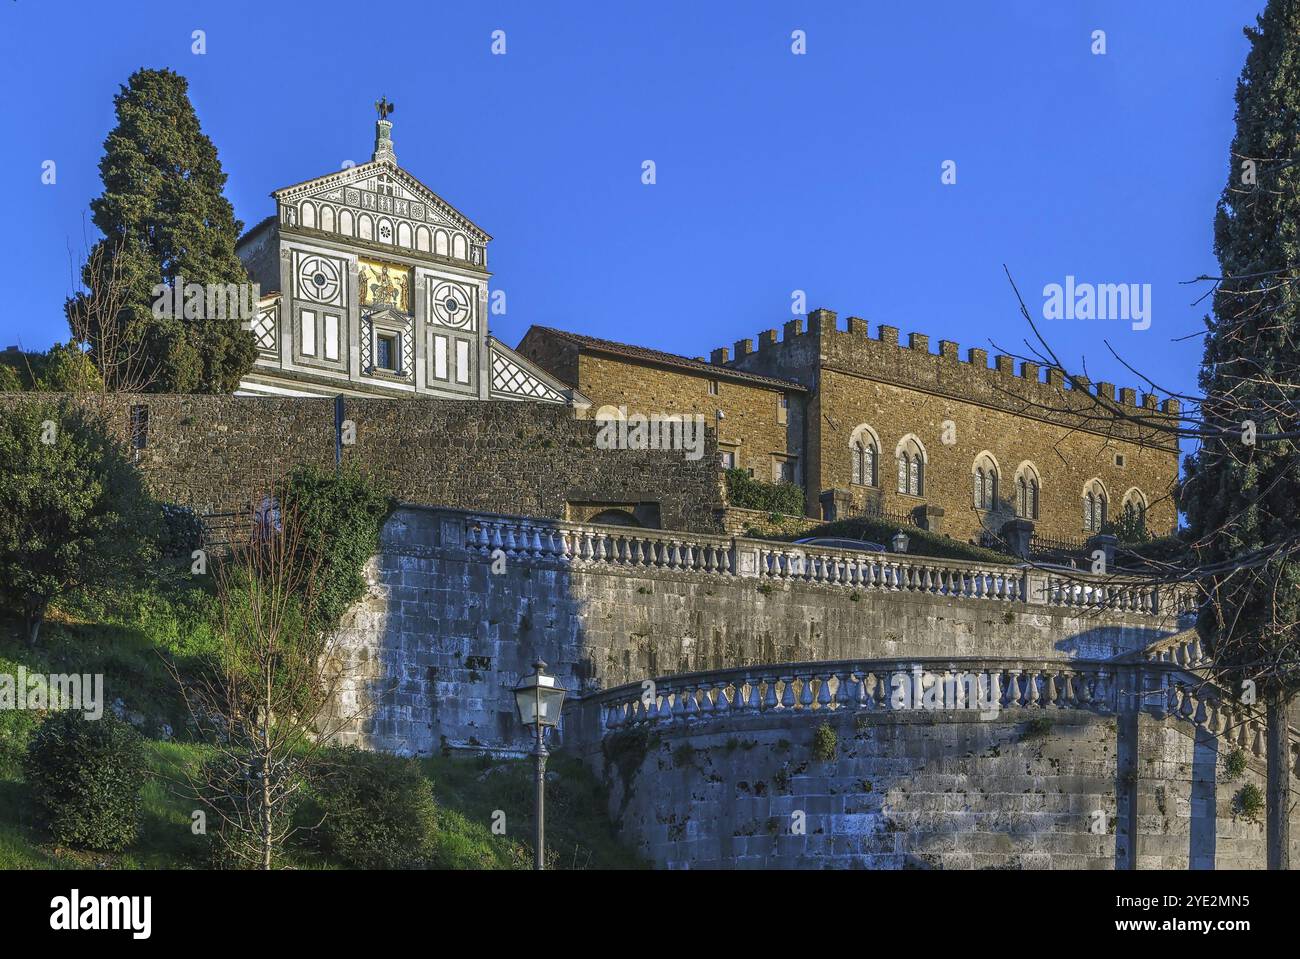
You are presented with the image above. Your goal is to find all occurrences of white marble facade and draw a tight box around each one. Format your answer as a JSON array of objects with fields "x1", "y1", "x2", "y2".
[{"x1": 235, "y1": 117, "x2": 577, "y2": 406}]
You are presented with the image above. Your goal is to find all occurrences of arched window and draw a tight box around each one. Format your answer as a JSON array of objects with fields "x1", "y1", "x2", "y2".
[
  {"x1": 319, "y1": 204, "x2": 335, "y2": 233},
  {"x1": 895, "y1": 435, "x2": 926, "y2": 496},
  {"x1": 300, "y1": 201, "x2": 316, "y2": 229},
  {"x1": 972, "y1": 452, "x2": 999, "y2": 510},
  {"x1": 1082, "y1": 479, "x2": 1108, "y2": 532},
  {"x1": 849, "y1": 424, "x2": 880, "y2": 487},
  {"x1": 1013, "y1": 462, "x2": 1041, "y2": 520},
  {"x1": 1121, "y1": 488, "x2": 1148, "y2": 530}
]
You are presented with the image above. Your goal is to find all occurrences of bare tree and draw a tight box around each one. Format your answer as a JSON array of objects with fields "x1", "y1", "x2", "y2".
[
  {"x1": 170, "y1": 498, "x2": 361, "y2": 869},
  {"x1": 65, "y1": 234, "x2": 157, "y2": 393},
  {"x1": 989, "y1": 265, "x2": 1300, "y2": 869}
]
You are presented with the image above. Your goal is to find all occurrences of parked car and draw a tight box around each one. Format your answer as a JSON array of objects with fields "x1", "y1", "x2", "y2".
[{"x1": 793, "y1": 536, "x2": 888, "y2": 553}]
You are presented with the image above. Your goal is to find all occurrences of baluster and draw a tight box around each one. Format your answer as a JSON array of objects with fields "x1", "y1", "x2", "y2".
[
  {"x1": 780, "y1": 677, "x2": 797, "y2": 710},
  {"x1": 800, "y1": 677, "x2": 815, "y2": 709},
  {"x1": 818, "y1": 674, "x2": 834, "y2": 709},
  {"x1": 762, "y1": 678, "x2": 778, "y2": 711}
]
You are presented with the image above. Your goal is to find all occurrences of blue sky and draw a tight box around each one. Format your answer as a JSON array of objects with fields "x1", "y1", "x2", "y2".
[{"x1": 0, "y1": 0, "x2": 1265, "y2": 426}]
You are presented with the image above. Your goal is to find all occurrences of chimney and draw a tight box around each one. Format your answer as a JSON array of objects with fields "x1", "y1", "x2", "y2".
[
  {"x1": 734, "y1": 338, "x2": 754, "y2": 357},
  {"x1": 710, "y1": 347, "x2": 730, "y2": 365}
]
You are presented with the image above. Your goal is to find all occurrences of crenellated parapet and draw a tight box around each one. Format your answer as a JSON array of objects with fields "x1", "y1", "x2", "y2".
[{"x1": 718, "y1": 308, "x2": 1180, "y2": 449}]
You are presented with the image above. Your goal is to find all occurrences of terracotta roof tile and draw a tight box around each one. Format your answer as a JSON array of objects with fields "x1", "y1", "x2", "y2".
[{"x1": 526, "y1": 326, "x2": 806, "y2": 392}]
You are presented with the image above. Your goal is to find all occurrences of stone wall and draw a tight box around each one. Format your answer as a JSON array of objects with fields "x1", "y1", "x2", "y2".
[
  {"x1": 323, "y1": 506, "x2": 1190, "y2": 756},
  {"x1": 816, "y1": 367, "x2": 1178, "y2": 543},
  {"x1": 517, "y1": 329, "x2": 805, "y2": 486},
  {"x1": 725, "y1": 310, "x2": 1181, "y2": 537},
  {"x1": 0, "y1": 394, "x2": 723, "y2": 532},
  {"x1": 577, "y1": 707, "x2": 1293, "y2": 869}
]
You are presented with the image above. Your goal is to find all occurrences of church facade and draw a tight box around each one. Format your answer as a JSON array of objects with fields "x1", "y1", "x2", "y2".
[{"x1": 234, "y1": 111, "x2": 580, "y2": 406}]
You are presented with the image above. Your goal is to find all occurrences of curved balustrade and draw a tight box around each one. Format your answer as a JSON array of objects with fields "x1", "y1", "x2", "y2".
[
  {"x1": 464, "y1": 515, "x2": 734, "y2": 575},
  {"x1": 593, "y1": 659, "x2": 1117, "y2": 730},
  {"x1": 754, "y1": 546, "x2": 1026, "y2": 601},
  {"x1": 438, "y1": 508, "x2": 1192, "y2": 617},
  {"x1": 579, "y1": 657, "x2": 1300, "y2": 778}
]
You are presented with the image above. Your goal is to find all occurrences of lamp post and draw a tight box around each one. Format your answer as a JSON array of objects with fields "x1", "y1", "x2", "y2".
[
  {"x1": 892, "y1": 529, "x2": 909, "y2": 553},
  {"x1": 513, "y1": 660, "x2": 567, "y2": 870}
]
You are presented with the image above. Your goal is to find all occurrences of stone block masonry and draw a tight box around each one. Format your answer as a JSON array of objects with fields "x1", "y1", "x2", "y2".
[
  {"x1": 323, "y1": 505, "x2": 1192, "y2": 757},
  {"x1": 0, "y1": 394, "x2": 724, "y2": 533},
  {"x1": 578, "y1": 708, "x2": 1297, "y2": 869}
]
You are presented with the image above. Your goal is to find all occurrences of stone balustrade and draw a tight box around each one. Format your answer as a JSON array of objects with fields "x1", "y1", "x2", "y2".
[
  {"x1": 431, "y1": 507, "x2": 1193, "y2": 617},
  {"x1": 570, "y1": 657, "x2": 1300, "y2": 778}
]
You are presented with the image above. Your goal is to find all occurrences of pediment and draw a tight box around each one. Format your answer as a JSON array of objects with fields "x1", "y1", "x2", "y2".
[
  {"x1": 273, "y1": 160, "x2": 489, "y2": 241},
  {"x1": 364, "y1": 306, "x2": 412, "y2": 326}
]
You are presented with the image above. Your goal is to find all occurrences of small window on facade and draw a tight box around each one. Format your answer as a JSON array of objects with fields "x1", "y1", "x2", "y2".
[
  {"x1": 777, "y1": 394, "x2": 788, "y2": 425},
  {"x1": 376, "y1": 333, "x2": 396, "y2": 371},
  {"x1": 433, "y1": 335, "x2": 449, "y2": 380},
  {"x1": 719, "y1": 450, "x2": 736, "y2": 470},
  {"x1": 1115, "y1": 453, "x2": 1126, "y2": 467},
  {"x1": 129, "y1": 404, "x2": 148, "y2": 452},
  {"x1": 324, "y1": 314, "x2": 339, "y2": 361},
  {"x1": 774, "y1": 458, "x2": 795, "y2": 484},
  {"x1": 301, "y1": 310, "x2": 316, "y2": 356},
  {"x1": 455, "y1": 340, "x2": 471, "y2": 384},
  {"x1": 708, "y1": 379, "x2": 719, "y2": 396}
]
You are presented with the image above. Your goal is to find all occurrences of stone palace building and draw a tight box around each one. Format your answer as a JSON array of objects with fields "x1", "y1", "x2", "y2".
[{"x1": 236, "y1": 109, "x2": 1181, "y2": 547}]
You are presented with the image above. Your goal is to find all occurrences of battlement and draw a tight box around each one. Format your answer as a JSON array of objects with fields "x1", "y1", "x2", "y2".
[{"x1": 717, "y1": 307, "x2": 1180, "y2": 446}]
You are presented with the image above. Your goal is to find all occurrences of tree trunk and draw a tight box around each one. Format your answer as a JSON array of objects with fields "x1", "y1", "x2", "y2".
[
  {"x1": 24, "y1": 600, "x2": 45, "y2": 647},
  {"x1": 1266, "y1": 692, "x2": 1291, "y2": 870}
]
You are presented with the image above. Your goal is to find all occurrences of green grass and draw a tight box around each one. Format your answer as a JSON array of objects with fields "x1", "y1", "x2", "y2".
[
  {"x1": 417, "y1": 752, "x2": 645, "y2": 870},
  {"x1": 0, "y1": 572, "x2": 641, "y2": 870}
]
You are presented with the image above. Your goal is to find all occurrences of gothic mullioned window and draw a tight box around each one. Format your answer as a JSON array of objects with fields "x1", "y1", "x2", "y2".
[
  {"x1": 1014, "y1": 462, "x2": 1041, "y2": 520},
  {"x1": 849, "y1": 425, "x2": 880, "y2": 487},
  {"x1": 972, "y1": 453, "x2": 998, "y2": 510},
  {"x1": 1083, "y1": 479, "x2": 1108, "y2": 533},
  {"x1": 896, "y1": 435, "x2": 925, "y2": 496}
]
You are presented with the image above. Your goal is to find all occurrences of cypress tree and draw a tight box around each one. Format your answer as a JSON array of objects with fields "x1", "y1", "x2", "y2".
[
  {"x1": 67, "y1": 68, "x2": 255, "y2": 393},
  {"x1": 1183, "y1": 0, "x2": 1300, "y2": 869}
]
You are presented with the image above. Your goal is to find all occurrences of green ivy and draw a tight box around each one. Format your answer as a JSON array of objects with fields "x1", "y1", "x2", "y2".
[
  {"x1": 724, "y1": 468, "x2": 804, "y2": 516},
  {"x1": 277, "y1": 464, "x2": 393, "y2": 644}
]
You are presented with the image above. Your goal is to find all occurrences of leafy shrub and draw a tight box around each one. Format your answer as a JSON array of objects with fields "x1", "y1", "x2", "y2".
[
  {"x1": 0, "y1": 399, "x2": 158, "y2": 644},
  {"x1": 308, "y1": 747, "x2": 438, "y2": 868},
  {"x1": 786, "y1": 516, "x2": 1013, "y2": 564},
  {"x1": 724, "y1": 468, "x2": 804, "y2": 516},
  {"x1": 1234, "y1": 782, "x2": 1264, "y2": 820},
  {"x1": 23, "y1": 710, "x2": 146, "y2": 851},
  {"x1": 812, "y1": 721, "x2": 837, "y2": 762},
  {"x1": 1101, "y1": 510, "x2": 1150, "y2": 545},
  {"x1": 157, "y1": 503, "x2": 205, "y2": 559},
  {"x1": 1224, "y1": 748, "x2": 1248, "y2": 781},
  {"x1": 0, "y1": 655, "x2": 40, "y2": 777}
]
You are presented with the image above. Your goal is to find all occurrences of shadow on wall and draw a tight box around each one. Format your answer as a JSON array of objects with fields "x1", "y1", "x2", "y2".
[
  {"x1": 594, "y1": 703, "x2": 1271, "y2": 870},
  {"x1": 324, "y1": 508, "x2": 599, "y2": 758}
]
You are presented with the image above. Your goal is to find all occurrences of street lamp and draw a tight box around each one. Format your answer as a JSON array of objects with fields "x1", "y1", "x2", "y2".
[
  {"x1": 892, "y1": 529, "x2": 909, "y2": 553},
  {"x1": 513, "y1": 660, "x2": 567, "y2": 870}
]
